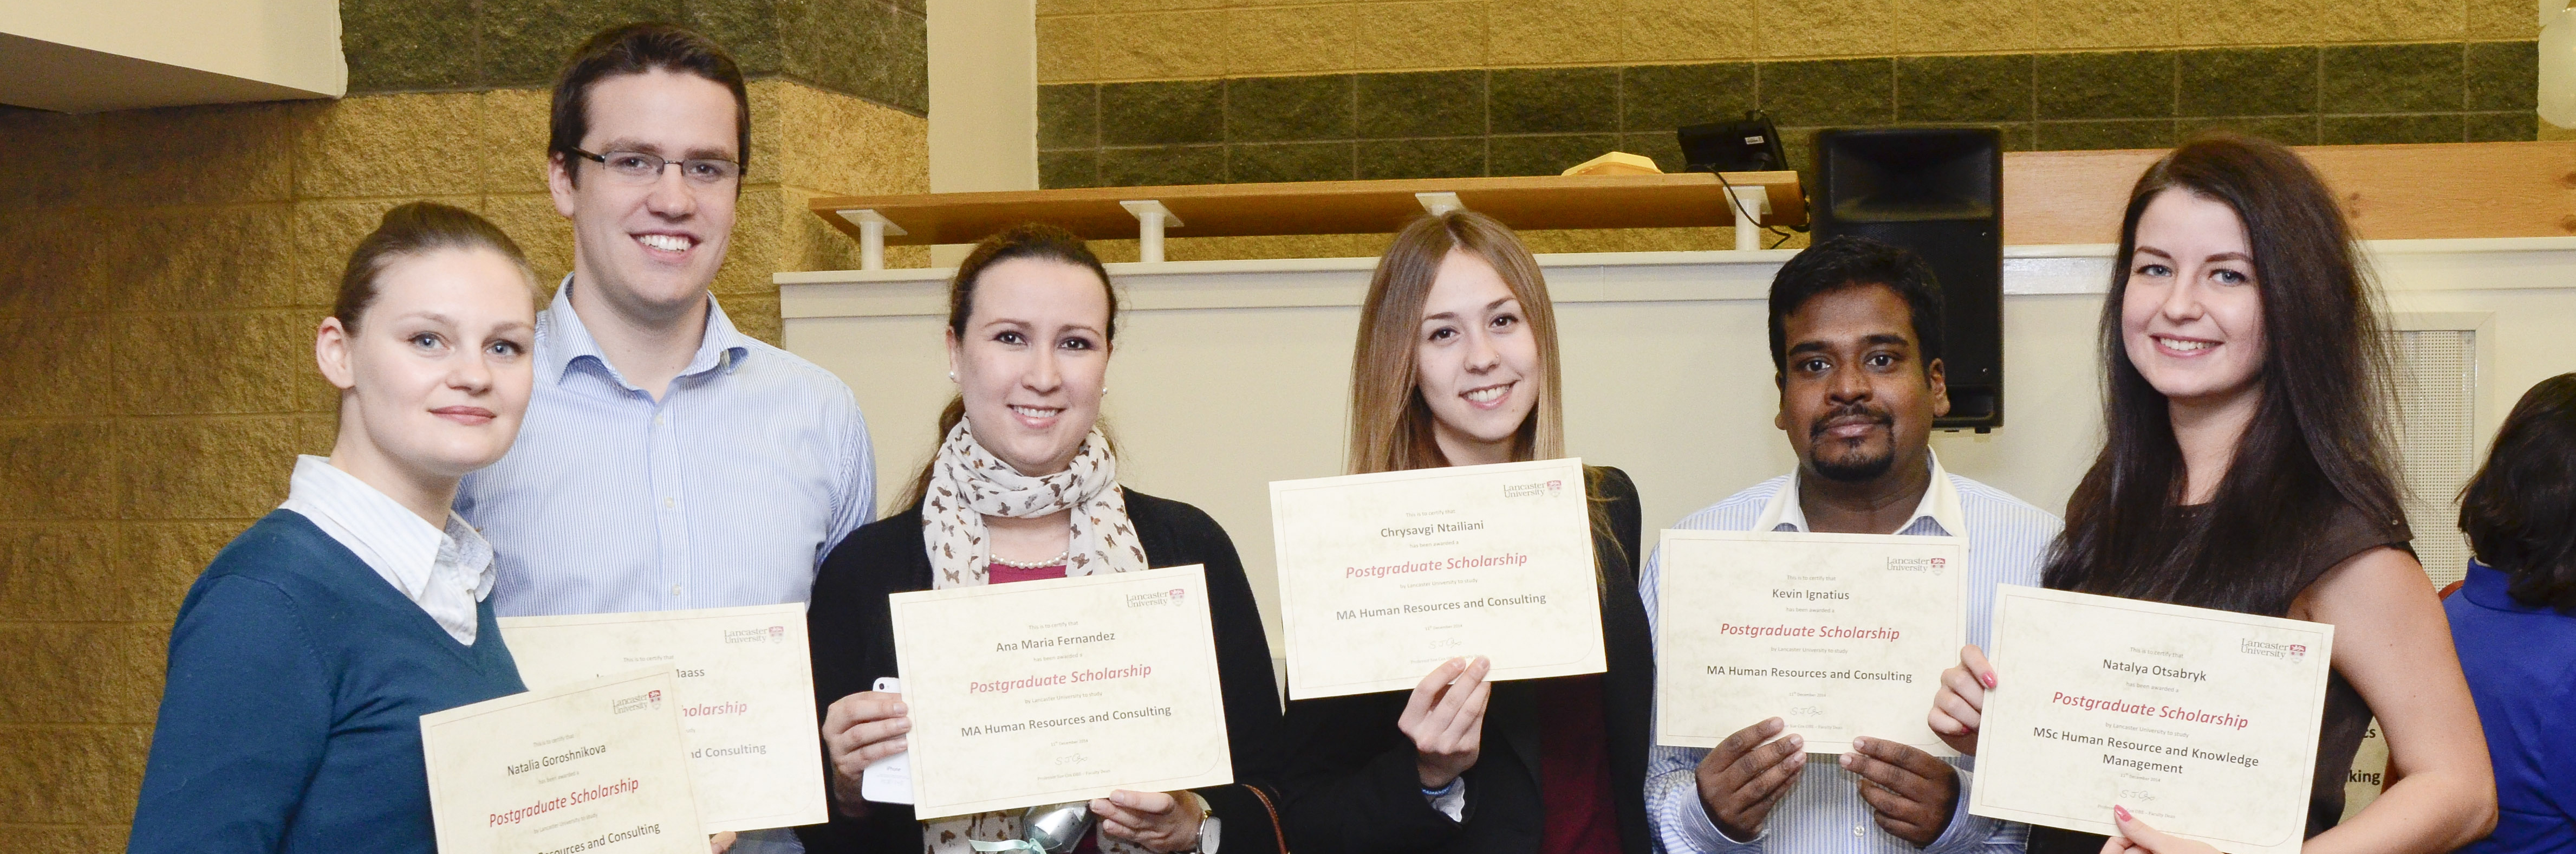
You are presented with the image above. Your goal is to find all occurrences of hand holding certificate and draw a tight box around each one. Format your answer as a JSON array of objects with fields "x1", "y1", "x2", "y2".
[
  {"x1": 420, "y1": 668, "x2": 705, "y2": 854},
  {"x1": 1969, "y1": 585, "x2": 2334, "y2": 854},
  {"x1": 498, "y1": 604, "x2": 829, "y2": 833},
  {"x1": 1654, "y1": 530, "x2": 1968, "y2": 755},
  {"x1": 888, "y1": 564, "x2": 1233, "y2": 820},
  {"x1": 1270, "y1": 458, "x2": 1606, "y2": 699}
]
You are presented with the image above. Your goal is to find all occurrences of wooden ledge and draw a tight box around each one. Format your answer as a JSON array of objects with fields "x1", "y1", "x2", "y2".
[
  {"x1": 2005, "y1": 141, "x2": 2576, "y2": 244},
  {"x1": 808, "y1": 172, "x2": 1806, "y2": 247}
]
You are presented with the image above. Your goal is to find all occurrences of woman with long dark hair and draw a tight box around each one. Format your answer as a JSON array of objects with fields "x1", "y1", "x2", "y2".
[
  {"x1": 799, "y1": 224, "x2": 1287, "y2": 854},
  {"x1": 1278, "y1": 210, "x2": 1656, "y2": 854},
  {"x1": 1925, "y1": 134, "x2": 2495, "y2": 853}
]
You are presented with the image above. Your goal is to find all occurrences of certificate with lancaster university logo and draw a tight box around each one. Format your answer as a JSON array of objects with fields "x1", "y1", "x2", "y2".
[
  {"x1": 888, "y1": 564, "x2": 1233, "y2": 819},
  {"x1": 420, "y1": 667, "x2": 704, "y2": 854},
  {"x1": 498, "y1": 604, "x2": 825, "y2": 832},
  {"x1": 1969, "y1": 585, "x2": 2334, "y2": 854},
  {"x1": 1270, "y1": 457, "x2": 1606, "y2": 700},
  {"x1": 1654, "y1": 529, "x2": 1967, "y2": 755}
]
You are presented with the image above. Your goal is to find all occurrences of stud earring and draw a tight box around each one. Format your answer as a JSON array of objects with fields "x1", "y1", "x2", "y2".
[{"x1": 947, "y1": 371, "x2": 957, "y2": 383}]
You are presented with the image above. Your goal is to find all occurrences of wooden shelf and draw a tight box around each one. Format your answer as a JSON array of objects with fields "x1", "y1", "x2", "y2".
[
  {"x1": 807, "y1": 172, "x2": 1806, "y2": 247},
  {"x1": 2005, "y1": 141, "x2": 2576, "y2": 244}
]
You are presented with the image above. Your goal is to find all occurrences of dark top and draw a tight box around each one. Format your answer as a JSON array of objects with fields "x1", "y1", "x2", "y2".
[
  {"x1": 128, "y1": 510, "x2": 528, "y2": 854},
  {"x1": 2033, "y1": 501, "x2": 2406, "y2": 854},
  {"x1": 797, "y1": 488, "x2": 1289, "y2": 854},
  {"x1": 2444, "y1": 560, "x2": 2576, "y2": 854},
  {"x1": 1277, "y1": 466, "x2": 1655, "y2": 854}
]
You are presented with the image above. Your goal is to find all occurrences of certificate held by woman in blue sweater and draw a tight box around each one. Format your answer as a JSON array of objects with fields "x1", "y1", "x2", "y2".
[
  {"x1": 1270, "y1": 457, "x2": 1606, "y2": 699},
  {"x1": 420, "y1": 667, "x2": 705, "y2": 853}
]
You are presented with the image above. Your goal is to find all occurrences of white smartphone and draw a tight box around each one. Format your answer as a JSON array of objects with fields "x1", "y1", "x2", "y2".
[{"x1": 860, "y1": 676, "x2": 914, "y2": 804}]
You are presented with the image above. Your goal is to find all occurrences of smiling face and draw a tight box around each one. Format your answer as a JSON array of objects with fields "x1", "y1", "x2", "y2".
[
  {"x1": 1775, "y1": 284, "x2": 1948, "y2": 483},
  {"x1": 320, "y1": 247, "x2": 538, "y2": 482},
  {"x1": 2122, "y1": 189, "x2": 2267, "y2": 410},
  {"x1": 1415, "y1": 249, "x2": 1540, "y2": 467},
  {"x1": 548, "y1": 69, "x2": 739, "y2": 318},
  {"x1": 948, "y1": 258, "x2": 1114, "y2": 476}
]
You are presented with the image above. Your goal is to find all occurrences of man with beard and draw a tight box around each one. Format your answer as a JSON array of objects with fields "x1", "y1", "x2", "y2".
[{"x1": 1640, "y1": 236, "x2": 2061, "y2": 854}]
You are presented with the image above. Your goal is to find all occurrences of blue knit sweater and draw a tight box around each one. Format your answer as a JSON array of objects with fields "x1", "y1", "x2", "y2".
[{"x1": 129, "y1": 510, "x2": 526, "y2": 853}]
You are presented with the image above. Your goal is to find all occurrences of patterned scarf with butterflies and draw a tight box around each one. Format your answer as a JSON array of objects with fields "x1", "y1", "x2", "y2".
[{"x1": 919, "y1": 417, "x2": 1149, "y2": 854}]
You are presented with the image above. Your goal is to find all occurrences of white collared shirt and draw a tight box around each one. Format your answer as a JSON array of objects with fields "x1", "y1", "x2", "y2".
[
  {"x1": 279, "y1": 455, "x2": 496, "y2": 645},
  {"x1": 1641, "y1": 451, "x2": 2064, "y2": 854}
]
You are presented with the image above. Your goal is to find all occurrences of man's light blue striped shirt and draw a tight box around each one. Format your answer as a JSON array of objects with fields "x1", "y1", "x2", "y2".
[
  {"x1": 1641, "y1": 452, "x2": 2061, "y2": 854},
  {"x1": 457, "y1": 281, "x2": 876, "y2": 619}
]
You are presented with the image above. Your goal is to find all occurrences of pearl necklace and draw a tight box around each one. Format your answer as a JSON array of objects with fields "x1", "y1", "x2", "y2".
[{"x1": 988, "y1": 551, "x2": 1070, "y2": 570}]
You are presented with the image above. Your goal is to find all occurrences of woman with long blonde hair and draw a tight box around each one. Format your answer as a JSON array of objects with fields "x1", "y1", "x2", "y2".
[{"x1": 1279, "y1": 211, "x2": 1655, "y2": 854}]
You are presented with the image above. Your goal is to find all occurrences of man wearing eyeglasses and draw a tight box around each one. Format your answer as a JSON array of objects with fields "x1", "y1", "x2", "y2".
[{"x1": 456, "y1": 23, "x2": 873, "y2": 853}]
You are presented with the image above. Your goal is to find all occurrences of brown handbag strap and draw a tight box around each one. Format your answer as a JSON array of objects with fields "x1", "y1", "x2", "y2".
[{"x1": 1239, "y1": 783, "x2": 1290, "y2": 854}]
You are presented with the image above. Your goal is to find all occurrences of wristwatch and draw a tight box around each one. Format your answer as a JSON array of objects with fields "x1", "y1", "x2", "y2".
[{"x1": 1182, "y1": 791, "x2": 1220, "y2": 853}]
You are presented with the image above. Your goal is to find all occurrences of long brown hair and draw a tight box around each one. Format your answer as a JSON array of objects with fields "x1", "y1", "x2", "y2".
[
  {"x1": 1348, "y1": 211, "x2": 1567, "y2": 474},
  {"x1": 895, "y1": 224, "x2": 1120, "y2": 514},
  {"x1": 1346, "y1": 211, "x2": 1625, "y2": 568},
  {"x1": 2044, "y1": 133, "x2": 2405, "y2": 616}
]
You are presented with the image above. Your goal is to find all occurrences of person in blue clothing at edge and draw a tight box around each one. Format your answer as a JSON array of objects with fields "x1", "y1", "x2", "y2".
[
  {"x1": 1640, "y1": 235, "x2": 2064, "y2": 854},
  {"x1": 2445, "y1": 371, "x2": 2576, "y2": 853},
  {"x1": 456, "y1": 23, "x2": 875, "y2": 854},
  {"x1": 127, "y1": 202, "x2": 541, "y2": 853}
]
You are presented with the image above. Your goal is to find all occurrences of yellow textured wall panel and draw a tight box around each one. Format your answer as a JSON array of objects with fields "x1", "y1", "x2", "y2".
[
  {"x1": 0, "y1": 420, "x2": 116, "y2": 520},
  {"x1": 1760, "y1": 0, "x2": 1905, "y2": 59},
  {"x1": 1038, "y1": 14, "x2": 1104, "y2": 83},
  {"x1": 2468, "y1": 0, "x2": 2539, "y2": 38},
  {"x1": 1094, "y1": 10, "x2": 1232, "y2": 80},
  {"x1": 118, "y1": 522, "x2": 245, "y2": 621},
  {"x1": 473, "y1": 193, "x2": 578, "y2": 289},
  {"x1": 1354, "y1": 1, "x2": 1492, "y2": 70},
  {"x1": 1227, "y1": 5, "x2": 1361, "y2": 74},
  {"x1": 0, "y1": 623, "x2": 171, "y2": 724},
  {"x1": 291, "y1": 92, "x2": 489, "y2": 199},
  {"x1": 476, "y1": 88, "x2": 556, "y2": 197},
  {"x1": 114, "y1": 417, "x2": 313, "y2": 520},
  {"x1": 762, "y1": 81, "x2": 934, "y2": 198},
  {"x1": 112, "y1": 311, "x2": 335, "y2": 417},
  {"x1": 1490, "y1": 0, "x2": 1631, "y2": 65},
  {"x1": 0, "y1": 726, "x2": 153, "y2": 825},
  {"x1": 0, "y1": 315, "x2": 113, "y2": 419},
  {"x1": 0, "y1": 523, "x2": 119, "y2": 620},
  {"x1": 89, "y1": 103, "x2": 300, "y2": 207},
  {"x1": 0, "y1": 211, "x2": 118, "y2": 315},
  {"x1": 106, "y1": 205, "x2": 305, "y2": 310},
  {"x1": 2313, "y1": 0, "x2": 2468, "y2": 41},
  {"x1": 2021, "y1": 0, "x2": 2172, "y2": 51},
  {"x1": 1624, "y1": 0, "x2": 1764, "y2": 62}
]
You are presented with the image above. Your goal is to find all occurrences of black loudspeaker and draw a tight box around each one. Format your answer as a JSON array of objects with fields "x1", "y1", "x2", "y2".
[
  {"x1": 1678, "y1": 111, "x2": 1787, "y2": 172},
  {"x1": 1811, "y1": 127, "x2": 2005, "y2": 432}
]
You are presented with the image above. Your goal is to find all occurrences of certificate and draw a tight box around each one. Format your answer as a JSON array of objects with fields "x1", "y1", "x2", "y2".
[
  {"x1": 498, "y1": 604, "x2": 828, "y2": 833},
  {"x1": 1271, "y1": 458, "x2": 1606, "y2": 700},
  {"x1": 1653, "y1": 530, "x2": 1967, "y2": 755},
  {"x1": 889, "y1": 564, "x2": 1234, "y2": 820},
  {"x1": 1969, "y1": 585, "x2": 2334, "y2": 854},
  {"x1": 421, "y1": 667, "x2": 704, "y2": 854}
]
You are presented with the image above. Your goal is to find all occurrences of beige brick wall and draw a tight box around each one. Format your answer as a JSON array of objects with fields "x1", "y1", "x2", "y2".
[
  {"x1": 1037, "y1": 0, "x2": 2541, "y2": 82},
  {"x1": 0, "y1": 80, "x2": 924, "y2": 850}
]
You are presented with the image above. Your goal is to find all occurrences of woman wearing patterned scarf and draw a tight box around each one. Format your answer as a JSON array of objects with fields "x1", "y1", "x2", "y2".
[{"x1": 798, "y1": 225, "x2": 1289, "y2": 854}]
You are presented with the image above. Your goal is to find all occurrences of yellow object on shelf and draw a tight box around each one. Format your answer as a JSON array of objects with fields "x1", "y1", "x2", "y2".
[{"x1": 1562, "y1": 151, "x2": 1663, "y2": 176}]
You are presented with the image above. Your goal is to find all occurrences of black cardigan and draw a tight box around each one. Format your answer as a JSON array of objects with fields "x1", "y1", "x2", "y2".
[
  {"x1": 796, "y1": 489, "x2": 1288, "y2": 854},
  {"x1": 1277, "y1": 466, "x2": 1655, "y2": 854}
]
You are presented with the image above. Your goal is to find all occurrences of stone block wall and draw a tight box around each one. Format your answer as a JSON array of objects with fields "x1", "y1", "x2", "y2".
[
  {"x1": 1033, "y1": 0, "x2": 2545, "y2": 258},
  {"x1": 0, "y1": 4, "x2": 927, "y2": 848}
]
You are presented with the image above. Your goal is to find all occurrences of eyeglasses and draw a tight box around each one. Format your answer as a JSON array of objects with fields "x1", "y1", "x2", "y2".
[{"x1": 570, "y1": 147, "x2": 743, "y2": 185}]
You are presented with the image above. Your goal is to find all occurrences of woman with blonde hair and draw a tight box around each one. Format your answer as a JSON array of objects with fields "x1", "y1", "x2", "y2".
[{"x1": 1280, "y1": 210, "x2": 1655, "y2": 854}]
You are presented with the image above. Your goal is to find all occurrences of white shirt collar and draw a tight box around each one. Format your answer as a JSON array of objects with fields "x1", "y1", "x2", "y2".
[
  {"x1": 278, "y1": 456, "x2": 495, "y2": 644},
  {"x1": 1754, "y1": 449, "x2": 1966, "y2": 538}
]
